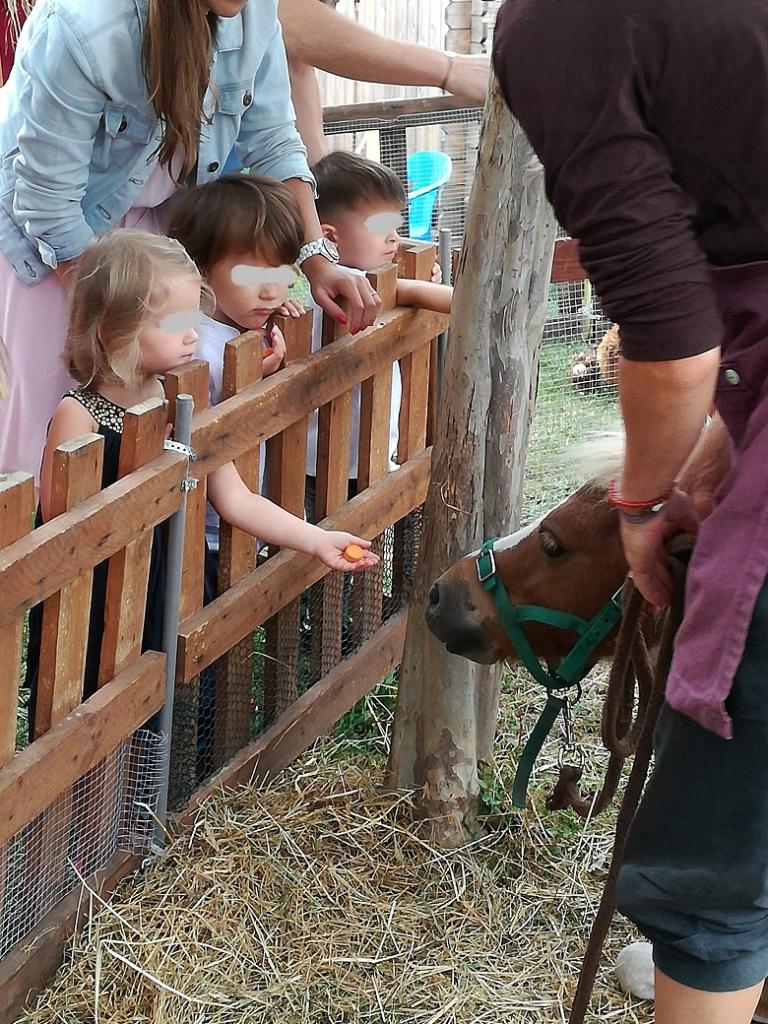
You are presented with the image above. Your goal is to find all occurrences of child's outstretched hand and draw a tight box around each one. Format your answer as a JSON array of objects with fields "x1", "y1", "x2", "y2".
[
  {"x1": 262, "y1": 325, "x2": 287, "y2": 376},
  {"x1": 431, "y1": 262, "x2": 443, "y2": 284},
  {"x1": 277, "y1": 298, "x2": 305, "y2": 318},
  {"x1": 312, "y1": 531, "x2": 379, "y2": 573}
]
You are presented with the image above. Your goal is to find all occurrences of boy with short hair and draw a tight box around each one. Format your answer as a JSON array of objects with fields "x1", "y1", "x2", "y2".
[{"x1": 305, "y1": 150, "x2": 452, "y2": 515}]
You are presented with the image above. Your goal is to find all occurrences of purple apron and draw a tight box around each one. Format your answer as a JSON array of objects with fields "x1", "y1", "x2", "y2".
[{"x1": 667, "y1": 262, "x2": 768, "y2": 738}]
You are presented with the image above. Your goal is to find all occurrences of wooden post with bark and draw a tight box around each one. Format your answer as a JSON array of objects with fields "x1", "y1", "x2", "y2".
[{"x1": 387, "y1": 79, "x2": 557, "y2": 846}]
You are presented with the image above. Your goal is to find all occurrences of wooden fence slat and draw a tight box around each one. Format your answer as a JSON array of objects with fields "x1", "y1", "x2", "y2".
[
  {"x1": 178, "y1": 449, "x2": 431, "y2": 682},
  {"x1": 368, "y1": 265, "x2": 399, "y2": 315},
  {"x1": 397, "y1": 345, "x2": 431, "y2": 465},
  {"x1": 0, "y1": 454, "x2": 186, "y2": 631},
  {"x1": 397, "y1": 240, "x2": 437, "y2": 283},
  {"x1": 0, "y1": 473, "x2": 34, "y2": 765},
  {"x1": 354, "y1": 369, "x2": 393, "y2": 646},
  {"x1": 190, "y1": 308, "x2": 449, "y2": 478},
  {"x1": 34, "y1": 434, "x2": 104, "y2": 738},
  {"x1": 550, "y1": 237, "x2": 588, "y2": 284},
  {"x1": 98, "y1": 398, "x2": 166, "y2": 686},
  {"x1": 310, "y1": 309, "x2": 354, "y2": 682},
  {"x1": 213, "y1": 331, "x2": 263, "y2": 764},
  {"x1": 218, "y1": 332, "x2": 263, "y2": 589},
  {"x1": 27, "y1": 435, "x2": 104, "y2": 934},
  {"x1": 0, "y1": 473, "x2": 35, "y2": 961},
  {"x1": 263, "y1": 313, "x2": 312, "y2": 724}
]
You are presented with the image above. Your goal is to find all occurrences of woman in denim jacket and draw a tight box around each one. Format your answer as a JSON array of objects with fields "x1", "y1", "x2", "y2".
[{"x1": 0, "y1": 0, "x2": 379, "y2": 476}]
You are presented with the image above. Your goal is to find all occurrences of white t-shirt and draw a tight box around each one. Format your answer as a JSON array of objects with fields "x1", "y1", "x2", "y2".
[
  {"x1": 305, "y1": 266, "x2": 401, "y2": 479},
  {"x1": 197, "y1": 313, "x2": 266, "y2": 549}
]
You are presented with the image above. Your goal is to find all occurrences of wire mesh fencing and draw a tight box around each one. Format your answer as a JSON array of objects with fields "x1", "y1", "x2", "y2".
[
  {"x1": 524, "y1": 280, "x2": 620, "y2": 521},
  {"x1": 0, "y1": 727, "x2": 165, "y2": 960},
  {"x1": 324, "y1": 102, "x2": 484, "y2": 246}
]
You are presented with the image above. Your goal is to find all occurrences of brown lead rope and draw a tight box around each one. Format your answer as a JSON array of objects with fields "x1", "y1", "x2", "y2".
[{"x1": 566, "y1": 539, "x2": 691, "y2": 1024}]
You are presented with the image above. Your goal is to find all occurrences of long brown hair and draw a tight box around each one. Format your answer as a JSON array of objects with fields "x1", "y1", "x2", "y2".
[{"x1": 142, "y1": 0, "x2": 217, "y2": 185}]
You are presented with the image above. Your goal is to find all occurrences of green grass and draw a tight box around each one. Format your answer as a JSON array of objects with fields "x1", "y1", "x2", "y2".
[{"x1": 523, "y1": 338, "x2": 620, "y2": 520}]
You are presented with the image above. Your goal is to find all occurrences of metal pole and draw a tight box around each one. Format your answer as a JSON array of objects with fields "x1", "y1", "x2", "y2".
[
  {"x1": 436, "y1": 227, "x2": 453, "y2": 400},
  {"x1": 155, "y1": 394, "x2": 194, "y2": 845}
]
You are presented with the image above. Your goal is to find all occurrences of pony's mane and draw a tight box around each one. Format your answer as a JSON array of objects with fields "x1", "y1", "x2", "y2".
[{"x1": 569, "y1": 432, "x2": 625, "y2": 487}]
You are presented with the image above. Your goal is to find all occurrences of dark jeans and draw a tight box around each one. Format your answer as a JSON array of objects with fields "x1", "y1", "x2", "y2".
[{"x1": 617, "y1": 576, "x2": 768, "y2": 991}]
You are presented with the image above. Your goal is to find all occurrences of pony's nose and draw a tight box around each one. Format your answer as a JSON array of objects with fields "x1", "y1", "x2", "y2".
[{"x1": 428, "y1": 581, "x2": 441, "y2": 610}]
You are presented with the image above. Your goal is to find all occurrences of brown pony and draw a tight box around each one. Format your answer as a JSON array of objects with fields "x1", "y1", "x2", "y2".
[
  {"x1": 424, "y1": 443, "x2": 768, "y2": 1021},
  {"x1": 425, "y1": 462, "x2": 627, "y2": 670}
]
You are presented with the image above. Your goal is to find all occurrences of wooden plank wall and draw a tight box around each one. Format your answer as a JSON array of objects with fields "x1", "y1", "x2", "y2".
[{"x1": 317, "y1": 0, "x2": 448, "y2": 109}]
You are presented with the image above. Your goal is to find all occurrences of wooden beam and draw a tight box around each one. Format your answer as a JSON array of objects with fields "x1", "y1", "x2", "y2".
[
  {"x1": 0, "y1": 453, "x2": 186, "y2": 631},
  {"x1": 98, "y1": 399, "x2": 166, "y2": 686},
  {"x1": 0, "y1": 850, "x2": 140, "y2": 1024},
  {"x1": 177, "y1": 449, "x2": 432, "y2": 683},
  {"x1": 262, "y1": 314, "x2": 312, "y2": 724},
  {"x1": 0, "y1": 473, "x2": 34, "y2": 765},
  {"x1": 311, "y1": 311, "x2": 353, "y2": 682},
  {"x1": 34, "y1": 435, "x2": 104, "y2": 737},
  {"x1": 0, "y1": 651, "x2": 165, "y2": 848},
  {"x1": 190, "y1": 308, "x2": 448, "y2": 479},
  {"x1": 176, "y1": 611, "x2": 407, "y2": 828},
  {"x1": 213, "y1": 331, "x2": 264, "y2": 764},
  {"x1": 323, "y1": 94, "x2": 480, "y2": 128},
  {"x1": 550, "y1": 237, "x2": 588, "y2": 284}
]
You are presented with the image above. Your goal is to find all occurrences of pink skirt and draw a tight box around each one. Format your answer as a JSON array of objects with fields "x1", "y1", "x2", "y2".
[{"x1": 0, "y1": 169, "x2": 176, "y2": 480}]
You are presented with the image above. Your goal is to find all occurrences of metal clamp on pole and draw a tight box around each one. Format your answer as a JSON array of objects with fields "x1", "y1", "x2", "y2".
[
  {"x1": 155, "y1": 393, "x2": 194, "y2": 846},
  {"x1": 164, "y1": 438, "x2": 198, "y2": 492}
]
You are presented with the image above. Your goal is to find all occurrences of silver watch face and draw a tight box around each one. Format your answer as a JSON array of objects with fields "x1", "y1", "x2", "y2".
[{"x1": 321, "y1": 238, "x2": 340, "y2": 262}]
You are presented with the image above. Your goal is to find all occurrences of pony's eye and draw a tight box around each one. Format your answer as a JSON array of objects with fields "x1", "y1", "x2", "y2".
[{"x1": 539, "y1": 527, "x2": 566, "y2": 559}]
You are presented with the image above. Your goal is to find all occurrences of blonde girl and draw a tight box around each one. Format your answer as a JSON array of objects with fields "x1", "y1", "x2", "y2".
[{"x1": 26, "y1": 229, "x2": 376, "y2": 735}]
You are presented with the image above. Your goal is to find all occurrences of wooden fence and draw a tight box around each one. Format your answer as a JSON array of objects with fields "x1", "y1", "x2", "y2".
[
  {"x1": 0, "y1": 241, "x2": 447, "y2": 1022},
  {"x1": 0, "y1": 233, "x2": 584, "y2": 1021}
]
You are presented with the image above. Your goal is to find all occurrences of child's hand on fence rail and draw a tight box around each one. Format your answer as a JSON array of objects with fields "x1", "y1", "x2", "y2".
[
  {"x1": 431, "y1": 262, "x2": 442, "y2": 284},
  {"x1": 277, "y1": 298, "x2": 306, "y2": 318},
  {"x1": 312, "y1": 531, "x2": 379, "y2": 573},
  {"x1": 262, "y1": 325, "x2": 287, "y2": 376}
]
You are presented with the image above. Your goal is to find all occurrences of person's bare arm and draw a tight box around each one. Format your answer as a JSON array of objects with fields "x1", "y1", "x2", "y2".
[
  {"x1": 618, "y1": 350, "x2": 720, "y2": 503},
  {"x1": 287, "y1": 55, "x2": 327, "y2": 164},
  {"x1": 279, "y1": 0, "x2": 489, "y2": 104},
  {"x1": 617, "y1": 349, "x2": 720, "y2": 608},
  {"x1": 396, "y1": 279, "x2": 452, "y2": 315}
]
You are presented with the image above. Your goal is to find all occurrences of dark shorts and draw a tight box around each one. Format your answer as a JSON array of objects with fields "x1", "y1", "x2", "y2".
[{"x1": 617, "y1": 576, "x2": 768, "y2": 992}]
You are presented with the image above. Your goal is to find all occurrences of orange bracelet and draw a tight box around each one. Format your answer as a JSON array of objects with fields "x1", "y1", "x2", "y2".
[{"x1": 607, "y1": 479, "x2": 671, "y2": 512}]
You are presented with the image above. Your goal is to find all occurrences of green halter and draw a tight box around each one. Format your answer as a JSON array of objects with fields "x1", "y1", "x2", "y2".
[{"x1": 476, "y1": 538, "x2": 624, "y2": 808}]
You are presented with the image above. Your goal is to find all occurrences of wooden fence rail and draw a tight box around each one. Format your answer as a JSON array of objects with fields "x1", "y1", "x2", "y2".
[{"x1": 0, "y1": 242, "x2": 448, "y2": 1023}]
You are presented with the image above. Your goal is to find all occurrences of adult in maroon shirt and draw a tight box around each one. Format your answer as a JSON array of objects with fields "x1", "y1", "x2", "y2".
[{"x1": 494, "y1": 0, "x2": 768, "y2": 1021}]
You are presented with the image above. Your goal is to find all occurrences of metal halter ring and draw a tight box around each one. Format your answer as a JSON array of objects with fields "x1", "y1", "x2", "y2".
[{"x1": 558, "y1": 743, "x2": 587, "y2": 769}]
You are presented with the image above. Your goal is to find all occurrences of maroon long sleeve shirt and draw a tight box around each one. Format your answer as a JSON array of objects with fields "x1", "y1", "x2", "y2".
[
  {"x1": 493, "y1": 0, "x2": 768, "y2": 736},
  {"x1": 493, "y1": 0, "x2": 768, "y2": 361}
]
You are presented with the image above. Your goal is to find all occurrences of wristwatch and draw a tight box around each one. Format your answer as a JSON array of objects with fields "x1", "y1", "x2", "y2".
[{"x1": 297, "y1": 237, "x2": 340, "y2": 266}]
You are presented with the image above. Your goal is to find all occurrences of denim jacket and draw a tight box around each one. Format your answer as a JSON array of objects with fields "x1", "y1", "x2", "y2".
[{"x1": 0, "y1": 0, "x2": 313, "y2": 286}]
